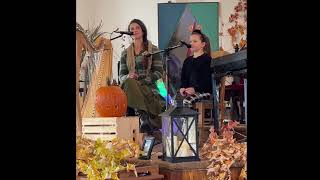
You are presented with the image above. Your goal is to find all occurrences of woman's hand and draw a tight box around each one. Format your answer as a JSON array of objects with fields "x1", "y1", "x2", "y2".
[
  {"x1": 185, "y1": 87, "x2": 195, "y2": 95},
  {"x1": 128, "y1": 72, "x2": 138, "y2": 79},
  {"x1": 180, "y1": 88, "x2": 186, "y2": 96}
]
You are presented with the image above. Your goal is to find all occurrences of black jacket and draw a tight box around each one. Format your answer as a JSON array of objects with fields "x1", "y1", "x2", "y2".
[{"x1": 180, "y1": 53, "x2": 213, "y2": 94}]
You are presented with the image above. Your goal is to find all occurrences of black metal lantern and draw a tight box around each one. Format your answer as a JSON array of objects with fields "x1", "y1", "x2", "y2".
[{"x1": 159, "y1": 94, "x2": 200, "y2": 163}]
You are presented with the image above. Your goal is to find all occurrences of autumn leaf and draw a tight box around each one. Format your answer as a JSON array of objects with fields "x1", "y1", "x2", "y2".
[
  {"x1": 235, "y1": 3, "x2": 243, "y2": 12},
  {"x1": 228, "y1": 27, "x2": 236, "y2": 37},
  {"x1": 228, "y1": 120, "x2": 239, "y2": 129},
  {"x1": 111, "y1": 173, "x2": 120, "y2": 180},
  {"x1": 229, "y1": 16, "x2": 234, "y2": 23},
  {"x1": 207, "y1": 167, "x2": 216, "y2": 174},
  {"x1": 237, "y1": 25, "x2": 245, "y2": 35},
  {"x1": 126, "y1": 163, "x2": 137, "y2": 177},
  {"x1": 239, "y1": 167, "x2": 247, "y2": 180},
  {"x1": 235, "y1": 13, "x2": 239, "y2": 19},
  {"x1": 240, "y1": 38, "x2": 247, "y2": 48},
  {"x1": 219, "y1": 172, "x2": 226, "y2": 179}
]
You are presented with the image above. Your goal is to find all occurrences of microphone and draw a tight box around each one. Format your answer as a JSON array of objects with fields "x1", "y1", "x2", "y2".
[
  {"x1": 115, "y1": 31, "x2": 134, "y2": 35},
  {"x1": 180, "y1": 40, "x2": 191, "y2": 48}
]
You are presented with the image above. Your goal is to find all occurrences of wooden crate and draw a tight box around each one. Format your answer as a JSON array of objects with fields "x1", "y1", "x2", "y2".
[
  {"x1": 82, "y1": 116, "x2": 142, "y2": 144},
  {"x1": 193, "y1": 101, "x2": 213, "y2": 127},
  {"x1": 199, "y1": 126, "x2": 211, "y2": 147}
]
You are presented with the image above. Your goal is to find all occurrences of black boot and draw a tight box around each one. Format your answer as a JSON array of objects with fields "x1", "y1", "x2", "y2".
[
  {"x1": 137, "y1": 110, "x2": 154, "y2": 134},
  {"x1": 126, "y1": 107, "x2": 135, "y2": 116}
]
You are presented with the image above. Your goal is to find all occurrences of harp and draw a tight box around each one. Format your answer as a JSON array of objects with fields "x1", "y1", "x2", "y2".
[{"x1": 76, "y1": 23, "x2": 113, "y2": 136}]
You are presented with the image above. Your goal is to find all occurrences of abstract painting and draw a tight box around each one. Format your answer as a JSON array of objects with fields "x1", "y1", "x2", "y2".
[{"x1": 158, "y1": 2, "x2": 219, "y2": 94}]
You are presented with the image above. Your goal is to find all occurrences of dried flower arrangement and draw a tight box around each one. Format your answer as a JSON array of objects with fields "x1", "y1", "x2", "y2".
[
  {"x1": 200, "y1": 121, "x2": 247, "y2": 180},
  {"x1": 76, "y1": 21, "x2": 108, "y2": 66},
  {"x1": 76, "y1": 137, "x2": 141, "y2": 180}
]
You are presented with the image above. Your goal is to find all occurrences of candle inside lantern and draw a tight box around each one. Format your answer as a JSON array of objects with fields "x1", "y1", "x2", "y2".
[{"x1": 178, "y1": 141, "x2": 192, "y2": 157}]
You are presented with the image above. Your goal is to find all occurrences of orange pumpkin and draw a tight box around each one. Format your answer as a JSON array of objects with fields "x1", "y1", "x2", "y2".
[{"x1": 95, "y1": 86, "x2": 127, "y2": 117}]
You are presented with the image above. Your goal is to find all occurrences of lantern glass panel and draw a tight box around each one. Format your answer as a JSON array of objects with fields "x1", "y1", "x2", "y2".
[
  {"x1": 162, "y1": 116, "x2": 172, "y2": 157},
  {"x1": 172, "y1": 116, "x2": 196, "y2": 157}
]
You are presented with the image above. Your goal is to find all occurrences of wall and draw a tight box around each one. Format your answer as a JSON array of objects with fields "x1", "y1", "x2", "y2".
[
  {"x1": 76, "y1": 0, "x2": 97, "y2": 29},
  {"x1": 76, "y1": 0, "x2": 243, "y2": 81},
  {"x1": 77, "y1": 0, "x2": 170, "y2": 81},
  {"x1": 177, "y1": 0, "x2": 243, "y2": 52}
]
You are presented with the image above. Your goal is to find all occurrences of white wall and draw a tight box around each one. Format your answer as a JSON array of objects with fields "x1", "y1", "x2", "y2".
[
  {"x1": 76, "y1": 0, "x2": 98, "y2": 29},
  {"x1": 76, "y1": 0, "x2": 244, "y2": 81}
]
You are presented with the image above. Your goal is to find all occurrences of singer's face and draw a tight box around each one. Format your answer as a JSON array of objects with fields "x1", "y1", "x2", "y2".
[
  {"x1": 190, "y1": 34, "x2": 205, "y2": 53},
  {"x1": 129, "y1": 23, "x2": 143, "y2": 40}
]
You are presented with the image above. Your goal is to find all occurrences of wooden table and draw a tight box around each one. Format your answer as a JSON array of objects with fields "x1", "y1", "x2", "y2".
[
  {"x1": 155, "y1": 159, "x2": 243, "y2": 180},
  {"x1": 77, "y1": 165, "x2": 164, "y2": 180},
  {"x1": 126, "y1": 158, "x2": 244, "y2": 180}
]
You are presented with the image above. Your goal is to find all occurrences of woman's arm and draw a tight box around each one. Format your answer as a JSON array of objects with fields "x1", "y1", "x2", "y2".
[
  {"x1": 141, "y1": 46, "x2": 164, "y2": 85},
  {"x1": 119, "y1": 50, "x2": 129, "y2": 84},
  {"x1": 149, "y1": 46, "x2": 164, "y2": 83}
]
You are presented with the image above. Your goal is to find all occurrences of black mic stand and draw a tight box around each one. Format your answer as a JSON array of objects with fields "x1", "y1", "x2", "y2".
[
  {"x1": 111, "y1": 31, "x2": 130, "y2": 84},
  {"x1": 146, "y1": 43, "x2": 186, "y2": 110},
  {"x1": 110, "y1": 33, "x2": 124, "y2": 41},
  {"x1": 111, "y1": 30, "x2": 133, "y2": 41}
]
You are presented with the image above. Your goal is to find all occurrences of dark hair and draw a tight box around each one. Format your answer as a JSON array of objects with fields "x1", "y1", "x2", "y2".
[
  {"x1": 191, "y1": 30, "x2": 211, "y2": 56},
  {"x1": 128, "y1": 19, "x2": 148, "y2": 50}
]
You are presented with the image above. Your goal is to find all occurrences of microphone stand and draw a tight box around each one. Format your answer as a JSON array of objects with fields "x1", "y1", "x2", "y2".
[
  {"x1": 110, "y1": 31, "x2": 134, "y2": 41},
  {"x1": 110, "y1": 34, "x2": 124, "y2": 41},
  {"x1": 146, "y1": 43, "x2": 185, "y2": 110},
  {"x1": 111, "y1": 31, "x2": 129, "y2": 84}
]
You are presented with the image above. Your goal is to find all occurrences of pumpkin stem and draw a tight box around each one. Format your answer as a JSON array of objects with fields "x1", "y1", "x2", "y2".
[
  {"x1": 112, "y1": 79, "x2": 118, "y2": 86},
  {"x1": 106, "y1": 79, "x2": 111, "y2": 86}
]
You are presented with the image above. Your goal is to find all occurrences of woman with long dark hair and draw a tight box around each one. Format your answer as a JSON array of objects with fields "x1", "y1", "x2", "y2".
[{"x1": 119, "y1": 19, "x2": 164, "y2": 133}]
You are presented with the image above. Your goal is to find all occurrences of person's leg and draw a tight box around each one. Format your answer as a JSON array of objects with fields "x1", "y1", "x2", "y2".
[
  {"x1": 121, "y1": 78, "x2": 148, "y2": 112},
  {"x1": 137, "y1": 109, "x2": 153, "y2": 133},
  {"x1": 139, "y1": 85, "x2": 163, "y2": 129},
  {"x1": 126, "y1": 106, "x2": 135, "y2": 116},
  {"x1": 122, "y1": 79, "x2": 164, "y2": 132},
  {"x1": 121, "y1": 79, "x2": 152, "y2": 132}
]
